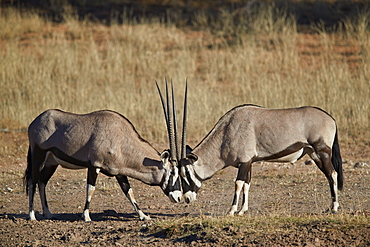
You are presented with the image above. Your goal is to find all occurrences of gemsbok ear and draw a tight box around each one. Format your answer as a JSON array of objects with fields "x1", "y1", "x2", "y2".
[
  {"x1": 160, "y1": 150, "x2": 170, "y2": 163},
  {"x1": 186, "y1": 145, "x2": 193, "y2": 154},
  {"x1": 187, "y1": 153, "x2": 198, "y2": 163}
]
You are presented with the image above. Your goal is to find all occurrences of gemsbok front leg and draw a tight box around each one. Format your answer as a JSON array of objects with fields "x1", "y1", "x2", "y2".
[
  {"x1": 82, "y1": 167, "x2": 99, "y2": 222},
  {"x1": 238, "y1": 163, "x2": 252, "y2": 215},
  {"x1": 228, "y1": 161, "x2": 252, "y2": 216},
  {"x1": 116, "y1": 175, "x2": 151, "y2": 221}
]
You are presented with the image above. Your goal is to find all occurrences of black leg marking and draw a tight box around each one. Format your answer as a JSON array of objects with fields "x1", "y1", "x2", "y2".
[{"x1": 39, "y1": 165, "x2": 58, "y2": 219}]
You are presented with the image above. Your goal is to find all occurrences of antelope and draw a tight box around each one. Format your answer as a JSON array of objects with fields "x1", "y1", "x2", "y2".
[
  {"x1": 24, "y1": 102, "x2": 183, "y2": 221},
  {"x1": 177, "y1": 104, "x2": 343, "y2": 215}
]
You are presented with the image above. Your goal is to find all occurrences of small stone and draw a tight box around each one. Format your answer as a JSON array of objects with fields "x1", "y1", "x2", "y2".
[{"x1": 354, "y1": 162, "x2": 369, "y2": 168}]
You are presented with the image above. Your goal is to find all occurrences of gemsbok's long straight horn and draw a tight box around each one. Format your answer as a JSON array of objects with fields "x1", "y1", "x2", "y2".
[
  {"x1": 156, "y1": 78, "x2": 188, "y2": 162},
  {"x1": 181, "y1": 79, "x2": 188, "y2": 159},
  {"x1": 171, "y1": 81, "x2": 180, "y2": 161},
  {"x1": 156, "y1": 78, "x2": 176, "y2": 162}
]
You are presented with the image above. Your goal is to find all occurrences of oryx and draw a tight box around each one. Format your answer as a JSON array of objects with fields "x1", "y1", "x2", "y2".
[
  {"x1": 177, "y1": 104, "x2": 343, "y2": 215},
  {"x1": 24, "y1": 105, "x2": 182, "y2": 221}
]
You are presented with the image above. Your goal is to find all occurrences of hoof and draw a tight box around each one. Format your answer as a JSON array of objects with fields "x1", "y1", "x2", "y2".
[
  {"x1": 140, "y1": 215, "x2": 152, "y2": 221},
  {"x1": 323, "y1": 208, "x2": 338, "y2": 214},
  {"x1": 29, "y1": 211, "x2": 37, "y2": 221},
  {"x1": 81, "y1": 215, "x2": 92, "y2": 222}
]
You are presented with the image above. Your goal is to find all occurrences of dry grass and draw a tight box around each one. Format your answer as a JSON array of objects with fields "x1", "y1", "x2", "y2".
[
  {"x1": 0, "y1": 5, "x2": 369, "y2": 145},
  {"x1": 151, "y1": 213, "x2": 370, "y2": 243}
]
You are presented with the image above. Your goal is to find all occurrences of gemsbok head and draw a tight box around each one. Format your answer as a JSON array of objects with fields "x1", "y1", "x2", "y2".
[
  {"x1": 24, "y1": 85, "x2": 183, "y2": 221},
  {"x1": 176, "y1": 103, "x2": 343, "y2": 215}
]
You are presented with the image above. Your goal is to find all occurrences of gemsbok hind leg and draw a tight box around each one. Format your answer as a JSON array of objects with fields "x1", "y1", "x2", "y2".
[
  {"x1": 27, "y1": 145, "x2": 46, "y2": 220},
  {"x1": 116, "y1": 175, "x2": 151, "y2": 221},
  {"x1": 38, "y1": 165, "x2": 58, "y2": 219},
  {"x1": 228, "y1": 161, "x2": 252, "y2": 216},
  {"x1": 310, "y1": 143, "x2": 339, "y2": 213},
  {"x1": 28, "y1": 178, "x2": 37, "y2": 221},
  {"x1": 82, "y1": 166, "x2": 99, "y2": 222}
]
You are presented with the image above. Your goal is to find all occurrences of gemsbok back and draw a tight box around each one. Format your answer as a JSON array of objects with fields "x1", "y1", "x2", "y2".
[
  {"x1": 177, "y1": 104, "x2": 343, "y2": 215},
  {"x1": 24, "y1": 108, "x2": 182, "y2": 221}
]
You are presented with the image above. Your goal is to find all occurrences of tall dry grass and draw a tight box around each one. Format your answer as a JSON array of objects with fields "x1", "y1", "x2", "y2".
[{"x1": 0, "y1": 6, "x2": 369, "y2": 145}]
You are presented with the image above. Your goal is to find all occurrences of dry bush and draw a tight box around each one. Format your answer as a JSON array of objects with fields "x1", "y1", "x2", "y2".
[{"x1": 0, "y1": 5, "x2": 369, "y2": 144}]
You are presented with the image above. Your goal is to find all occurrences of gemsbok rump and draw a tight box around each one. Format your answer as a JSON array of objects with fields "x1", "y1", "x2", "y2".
[
  {"x1": 178, "y1": 104, "x2": 343, "y2": 215},
  {"x1": 24, "y1": 108, "x2": 182, "y2": 221}
]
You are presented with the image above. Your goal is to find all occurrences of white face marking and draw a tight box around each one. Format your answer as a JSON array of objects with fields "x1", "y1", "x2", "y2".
[
  {"x1": 161, "y1": 168, "x2": 170, "y2": 191},
  {"x1": 184, "y1": 191, "x2": 197, "y2": 203},
  {"x1": 172, "y1": 167, "x2": 179, "y2": 187},
  {"x1": 186, "y1": 166, "x2": 202, "y2": 188},
  {"x1": 180, "y1": 166, "x2": 190, "y2": 185},
  {"x1": 96, "y1": 168, "x2": 100, "y2": 174},
  {"x1": 169, "y1": 190, "x2": 182, "y2": 203}
]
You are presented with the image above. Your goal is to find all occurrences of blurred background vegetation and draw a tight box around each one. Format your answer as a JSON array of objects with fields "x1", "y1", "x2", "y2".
[{"x1": 0, "y1": 0, "x2": 369, "y2": 146}]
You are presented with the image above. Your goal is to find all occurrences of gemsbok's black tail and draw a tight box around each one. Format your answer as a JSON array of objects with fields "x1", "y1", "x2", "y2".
[
  {"x1": 332, "y1": 129, "x2": 343, "y2": 191},
  {"x1": 23, "y1": 146, "x2": 32, "y2": 194}
]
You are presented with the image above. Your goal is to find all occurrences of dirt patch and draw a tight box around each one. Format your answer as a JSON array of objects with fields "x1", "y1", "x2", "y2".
[{"x1": 0, "y1": 131, "x2": 369, "y2": 246}]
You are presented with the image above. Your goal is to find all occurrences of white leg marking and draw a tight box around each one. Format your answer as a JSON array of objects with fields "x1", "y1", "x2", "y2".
[
  {"x1": 127, "y1": 189, "x2": 151, "y2": 221},
  {"x1": 82, "y1": 184, "x2": 95, "y2": 222},
  {"x1": 29, "y1": 210, "x2": 36, "y2": 221},
  {"x1": 238, "y1": 183, "x2": 251, "y2": 215},
  {"x1": 86, "y1": 184, "x2": 95, "y2": 203},
  {"x1": 228, "y1": 180, "x2": 244, "y2": 216},
  {"x1": 28, "y1": 182, "x2": 36, "y2": 220},
  {"x1": 331, "y1": 171, "x2": 339, "y2": 212}
]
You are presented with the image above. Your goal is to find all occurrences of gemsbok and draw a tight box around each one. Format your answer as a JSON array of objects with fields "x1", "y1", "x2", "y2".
[
  {"x1": 177, "y1": 104, "x2": 343, "y2": 215},
  {"x1": 24, "y1": 106, "x2": 183, "y2": 221}
]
